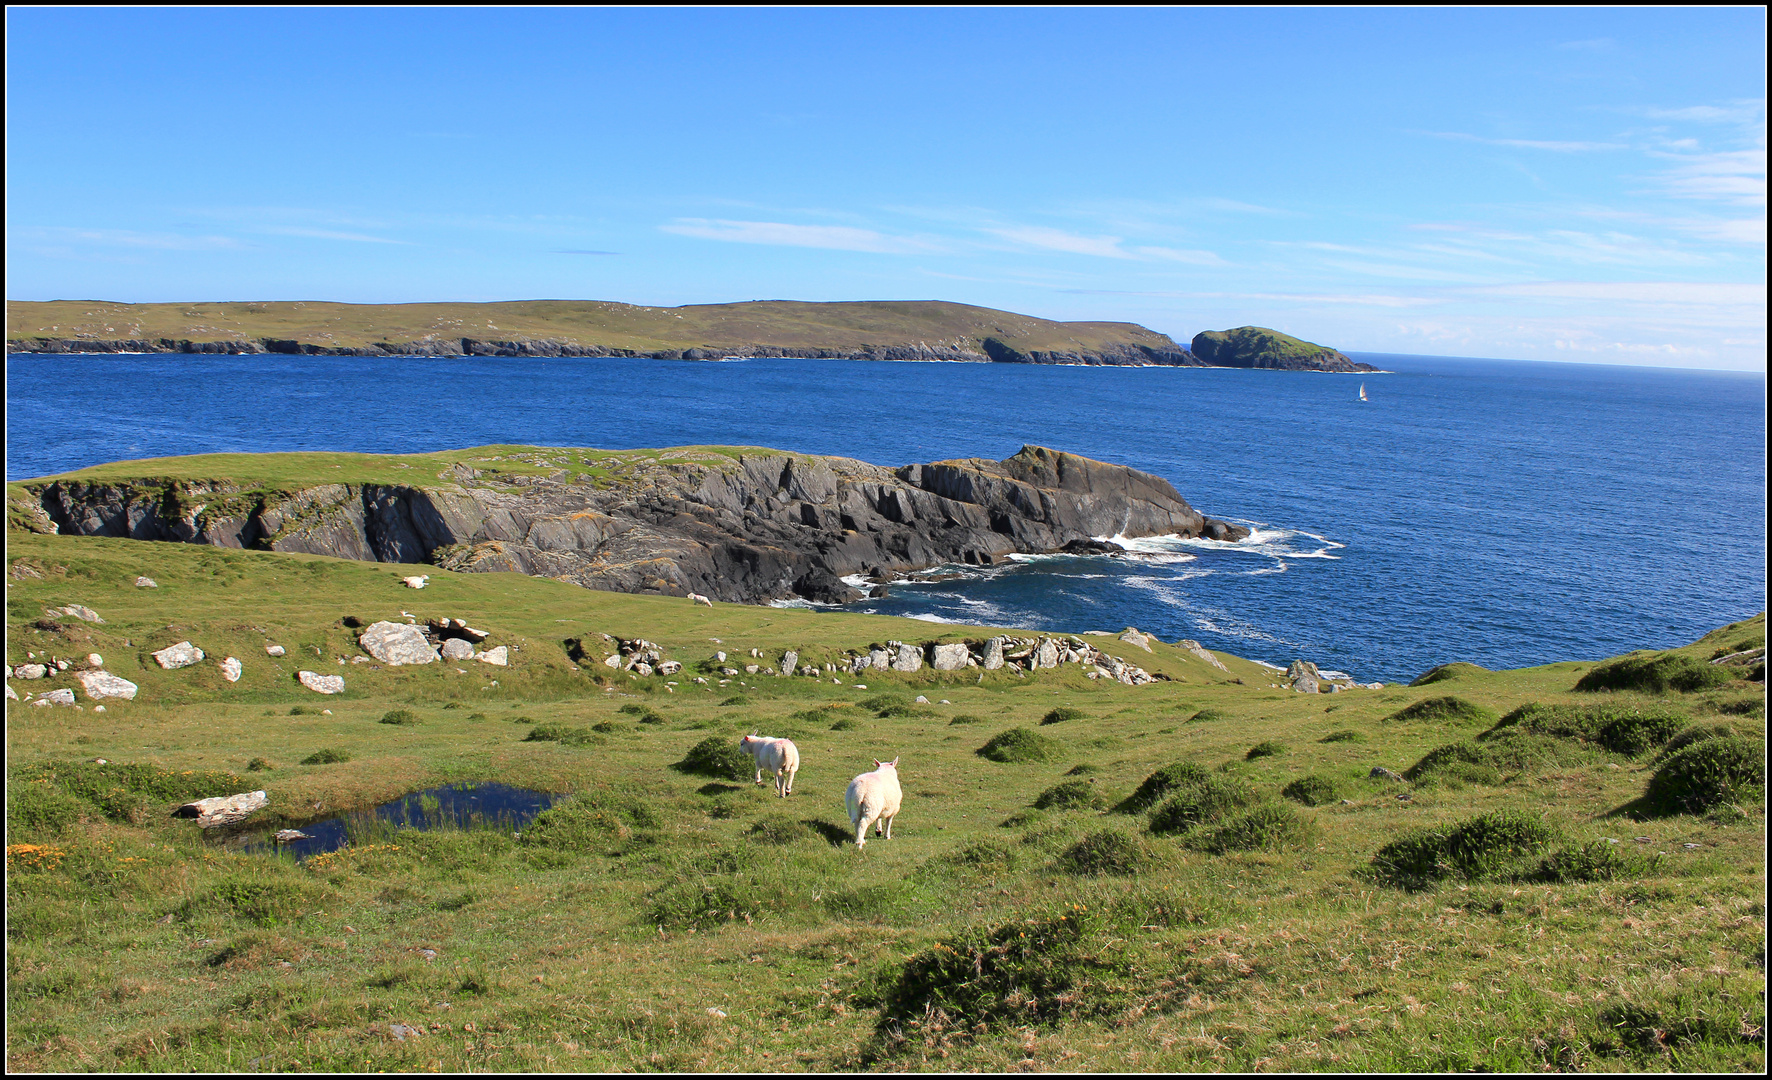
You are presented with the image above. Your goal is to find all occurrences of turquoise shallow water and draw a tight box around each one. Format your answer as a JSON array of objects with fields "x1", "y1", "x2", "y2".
[{"x1": 5, "y1": 351, "x2": 1764, "y2": 683}]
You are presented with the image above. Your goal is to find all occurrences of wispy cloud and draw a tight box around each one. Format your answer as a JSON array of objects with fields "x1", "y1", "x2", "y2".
[
  {"x1": 985, "y1": 225, "x2": 1224, "y2": 264},
  {"x1": 553, "y1": 249, "x2": 621, "y2": 255},
  {"x1": 1466, "y1": 281, "x2": 1764, "y2": 305},
  {"x1": 1420, "y1": 130, "x2": 1630, "y2": 153},
  {"x1": 15, "y1": 226, "x2": 243, "y2": 251},
  {"x1": 659, "y1": 218, "x2": 939, "y2": 254},
  {"x1": 1649, "y1": 148, "x2": 1766, "y2": 208},
  {"x1": 259, "y1": 226, "x2": 409, "y2": 244}
]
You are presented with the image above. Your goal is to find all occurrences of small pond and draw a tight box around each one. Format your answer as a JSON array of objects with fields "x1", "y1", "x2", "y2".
[{"x1": 210, "y1": 782, "x2": 562, "y2": 859}]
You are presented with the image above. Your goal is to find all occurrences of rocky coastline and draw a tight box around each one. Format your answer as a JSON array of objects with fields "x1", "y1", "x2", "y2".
[{"x1": 15, "y1": 445, "x2": 1250, "y2": 606}]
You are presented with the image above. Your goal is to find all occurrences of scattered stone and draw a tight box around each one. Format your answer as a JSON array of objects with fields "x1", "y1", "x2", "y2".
[
  {"x1": 914, "y1": 695, "x2": 929, "y2": 704},
  {"x1": 401, "y1": 575, "x2": 429, "y2": 589},
  {"x1": 16, "y1": 663, "x2": 47, "y2": 680},
  {"x1": 475, "y1": 646, "x2": 509, "y2": 666},
  {"x1": 1369, "y1": 767, "x2": 1406, "y2": 782},
  {"x1": 714, "y1": 651, "x2": 727, "y2": 662},
  {"x1": 5, "y1": 685, "x2": 16, "y2": 701},
  {"x1": 981, "y1": 637, "x2": 1006, "y2": 670},
  {"x1": 931, "y1": 642, "x2": 970, "y2": 671},
  {"x1": 74, "y1": 670, "x2": 138, "y2": 700},
  {"x1": 94, "y1": 705, "x2": 104, "y2": 712},
  {"x1": 265, "y1": 644, "x2": 286, "y2": 656},
  {"x1": 1176, "y1": 640, "x2": 1228, "y2": 671},
  {"x1": 297, "y1": 671, "x2": 345, "y2": 694},
  {"x1": 57, "y1": 604, "x2": 104, "y2": 623},
  {"x1": 1293, "y1": 676, "x2": 1320, "y2": 694},
  {"x1": 440, "y1": 638, "x2": 475, "y2": 661},
  {"x1": 31, "y1": 688, "x2": 78, "y2": 706},
  {"x1": 54, "y1": 659, "x2": 69, "y2": 671},
  {"x1": 656, "y1": 660, "x2": 683, "y2": 676},
  {"x1": 86, "y1": 653, "x2": 103, "y2": 668},
  {"x1": 153, "y1": 641, "x2": 205, "y2": 669},
  {"x1": 1118, "y1": 628, "x2": 1152, "y2": 652},
  {"x1": 135, "y1": 576, "x2": 157, "y2": 588},
  {"x1": 1034, "y1": 639, "x2": 1060, "y2": 669},
  {"x1": 744, "y1": 664, "x2": 760, "y2": 675},
  {"x1": 1287, "y1": 660, "x2": 1321, "y2": 680},
  {"x1": 172, "y1": 790, "x2": 268, "y2": 827},
  {"x1": 387, "y1": 1023, "x2": 424, "y2": 1042},
  {"x1": 780, "y1": 650, "x2": 799, "y2": 676},
  {"x1": 869, "y1": 648, "x2": 891, "y2": 670},
  {"x1": 359, "y1": 621, "x2": 440, "y2": 666},
  {"x1": 891, "y1": 643, "x2": 923, "y2": 673},
  {"x1": 220, "y1": 657, "x2": 242, "y2": 682}
]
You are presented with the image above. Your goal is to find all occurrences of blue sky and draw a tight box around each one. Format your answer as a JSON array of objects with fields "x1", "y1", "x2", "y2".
[{"x1": 6, "y1": 8, "x2": 1764, "y2": 369}]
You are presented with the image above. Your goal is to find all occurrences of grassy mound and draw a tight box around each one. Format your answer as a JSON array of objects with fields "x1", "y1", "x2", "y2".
[
  {"x1": 672, "y1": 736, "x2": 754, "y2": 781},
  {"x1": 1111, "y1": 762, "x2": 1210, "y2": 814},
  {"x1": 300, "y1": 748, "x2": 350, "y2": 765},
  {"x1": 1652, "y1": 722, "x2": 1739, "y2": 762},
  {"x1": 1537, "y1": 841, "x2": 1665, "y2": 883},
  {"x1": 1641, "y1": 736, "x2": 1765, "y2": 816},
  {"x1": 1385, "y1": 696, "x2": 1498, "y2": 727},
  {"x1": 1409, "y1": 662, "x2": 1488, "y2": 687},
  {"x1": 1369, "y1": 810, "x2": 1559, "y2": 889},
  {"x1": 1197, "y1": 804, "x2": 1315, "y2": 854},
  {"x1": 524, "y1": 723, "x2": 601, "y2": 746},
  {"x1": 975, "y1": 728, "x2": 1063, "y2": 764},
  {"x1": 1039, "y1": 707, "x2": 1086, "y2": 726},
  {"x1": 1032, "y1": 780, "x2": 1107, "y2": 812},
  {"x1": 1146, "y1": 775, "x2": 1256, "y2": 836},
  {"x1": 1054, "y1": 831, "x2": 1151, "y2": 876},
  {"x1": 1280, "y1": 775, "x2": 1338, "y2": 806},
  {"x1": 378, "y1": 709, "x2": 421, "y2": 726},
  {"x1": 877, "y1": 905, "x2": 1134, "y2": 1037},
  {"x1": 1574, "y1": 652, "x2": 1736, "y2": 694},
  {"x1": 1245, "y1": 740, "x2": 1286, "y2": 760},
  {"x1": 1489, "y1": 702, "x2": 1690, "y2": 757}
]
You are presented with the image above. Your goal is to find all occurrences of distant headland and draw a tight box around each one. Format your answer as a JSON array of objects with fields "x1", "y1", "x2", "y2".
[{"x1": 6, "y1": 298, "x2": 1377, "y2": 372}]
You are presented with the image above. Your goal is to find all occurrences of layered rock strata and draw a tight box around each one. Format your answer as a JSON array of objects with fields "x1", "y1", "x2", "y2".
[{"x1": 20, "y1": 445, "x2": 1250, "y2": 606}]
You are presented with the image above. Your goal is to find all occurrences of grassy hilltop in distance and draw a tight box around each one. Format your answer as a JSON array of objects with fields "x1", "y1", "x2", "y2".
[
  {"x1": 5, "y1": 298, "x2": 1192, "y2": 365},
  {"x1": 4, "y1": 515, "x2": 1764, "y2": 1070},
  {"x1": 6, "y1": 297, "x2": 1375, "y2": 371}
]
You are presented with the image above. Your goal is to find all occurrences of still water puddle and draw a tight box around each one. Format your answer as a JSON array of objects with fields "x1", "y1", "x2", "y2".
[{"x1": 211, "y1": 782, "x2": 561, "y2": 859}]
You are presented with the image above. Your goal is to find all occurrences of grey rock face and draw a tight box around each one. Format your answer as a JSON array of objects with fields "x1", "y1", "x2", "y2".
[
  {"x1": 297, "y1": 670, "x2": 345, "y2": 694},
  {"x1": 1293, "y1": 676, "x2": 1320, "y2": 694},
  {"x1": 16, "y1": 663, "x2": 47, "y2": 679},
  {"x1": 439, "y1": 637, "x2": 475, "y2": 660},
  {"x1": 1369, "y1": 767, "x2": 1406, "y2": 782},
  {"x1": 57, "y1": 604, "x2": 104, "y2": 623},
  {"x1": 1035, "y1": 639, "x2": 1060, "y2": 669},
  {"x1": 780, "y1": 650, "x2": 799, "y2": 676},
  {"x1": 982, "y1": 637, "x2": 1005, "y2": 670},
  {"x1": 33, "y1": 688, "x2": 79, "y2": 706},
  {"x1": 1287, "y1": 660, "x2": 1321, "y2": 680},
  {"x1": 869, "y1": 648, "x2": 891, "y2": 670},
  {"x1": 153, "y1": 641, "x2": 205, "y2": 669},
  {"x1": 931, "y1": 643, "x2": 970, "y2": 671},
  {"x1": 24, "y1": 444, "x2": 1236, "y2": 607},
  {"x1": 1177, "y1": 640, "x2": 1228, "y2": 671},
  {"x1": 358, "y1": 621, "x2": 439, "y2": 666},
  {"x1": 891, "y1": 644, "x2": 923, "y2": 672},
  {"x1": 1118, "y1": 628, "x2": 1152, "y2": 652}
]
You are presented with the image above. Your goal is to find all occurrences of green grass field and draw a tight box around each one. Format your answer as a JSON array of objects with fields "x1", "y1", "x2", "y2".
[
  {"x1": 6, "y1": 298, "x2": 1182, "y2": 359},
  {"x1": 6, "y1": 532, "x2": 1764, "y2": 1072}
]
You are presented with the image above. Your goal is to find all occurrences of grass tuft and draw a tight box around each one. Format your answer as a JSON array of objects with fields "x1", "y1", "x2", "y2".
[{"x1": 975, "y1": 728, "x2": 1063, "y2": 764}]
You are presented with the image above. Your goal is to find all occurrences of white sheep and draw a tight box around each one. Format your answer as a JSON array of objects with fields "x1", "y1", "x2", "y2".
[
  {"x1": 738, "y1": 733, "x2": 800, "y2": 797},
  {"x1": 844, "y1": 757, "x2": 902, "y2": 848},
  {"x1": 688, "y1": 592, "x2": 713, "y2": 608}
]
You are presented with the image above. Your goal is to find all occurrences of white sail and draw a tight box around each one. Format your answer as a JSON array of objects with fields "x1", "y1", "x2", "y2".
[{"x1": 1359, "y1": 383, "x2": 1368, "y2": 401}]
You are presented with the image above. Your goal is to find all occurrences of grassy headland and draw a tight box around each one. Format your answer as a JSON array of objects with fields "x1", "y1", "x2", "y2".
[
  {"x1": 6, "y1": 299, "x2": 1189, "y2": 362},
  {"x1": 5, "y1": 531, "x2": 1764, "y2": 1072}
]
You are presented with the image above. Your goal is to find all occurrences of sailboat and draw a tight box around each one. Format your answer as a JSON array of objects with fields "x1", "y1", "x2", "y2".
[{"x1": 1358, "y1": 383, "x2": 1368, "y2": 402}]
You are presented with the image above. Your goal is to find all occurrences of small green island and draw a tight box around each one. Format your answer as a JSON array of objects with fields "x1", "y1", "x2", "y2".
[{"x1": 7, "y1": 298, "x2": 1377, "y2": 372}]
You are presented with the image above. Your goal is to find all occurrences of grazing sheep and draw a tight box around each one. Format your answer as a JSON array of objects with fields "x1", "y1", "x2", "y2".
[
  {"x1": 845, "y1": 757, "x2": 902, "y2": 848},
  {"x1": 689, "y1": 592, "x2": 714, "y2": 608},
  {"x1": 738, "y1": 733, "x2": 800, "y2": 797}
]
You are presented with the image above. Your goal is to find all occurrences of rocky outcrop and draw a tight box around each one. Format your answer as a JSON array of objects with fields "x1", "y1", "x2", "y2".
[
  {"x1": 1191, "y1": 326, "x2": 1379, "y2": 373},
  {"x1": 21, "y1": 444, "x2": 1250, "y2": 606}
]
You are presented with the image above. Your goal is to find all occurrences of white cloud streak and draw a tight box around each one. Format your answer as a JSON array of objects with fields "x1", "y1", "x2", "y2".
[{"x1": 660, "y1": 218, "x2": 939, "y2": 254}]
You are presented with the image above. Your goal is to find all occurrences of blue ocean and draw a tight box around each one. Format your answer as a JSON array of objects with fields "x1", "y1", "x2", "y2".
[{"x1": 5, "y1": 352, "x2": 1764, "y2": 684}]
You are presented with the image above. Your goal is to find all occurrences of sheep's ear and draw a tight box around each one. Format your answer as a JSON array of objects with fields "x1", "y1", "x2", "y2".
[
  {"x1": 890, "y1": 756, "x2": 900, "y2": 767},
  {"x1": 873, "y1": 759, "x2": 882, "y2": 768}
]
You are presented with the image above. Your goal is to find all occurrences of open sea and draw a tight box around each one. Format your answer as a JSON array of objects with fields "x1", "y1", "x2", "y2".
[{"x1": 5, "y1": 351, "x2": 1764, "y2": 684}]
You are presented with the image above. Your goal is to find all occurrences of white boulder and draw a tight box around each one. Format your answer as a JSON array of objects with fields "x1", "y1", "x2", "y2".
[
  {"x1": 297, "y1": 670, "x2": 345, "y2": 694},
  {"x1": 476, "y1": 646, "x2": 509, "y2": 666},
  {"x1": 265, "y1": 644, "x2": 286, "y2": 657},
  {"x1": 153, "y1": 642, "x2": 205, "y2": 669},
  {"x1": 32, "y1": 688, "x2": 78, "y2": 706},
  {"x1": 402, "y1": 575, "x2": 429, "y2": 589},
  {"x1": 439, "y1": 637, "x2": 476, "y2": 660},
  {"x1": 135, "y1": 576, "x2": 158, "y2": 588},
  {"x1": 57, "y1": 604, "x2": 104, "y2": 623},
  {"x1": 86, "y1": 653, "x2": 103, "y2": 668},
  {"x1": 931, "y1": 643, "x2": 970, "y2": 671},
  {"x1": 74, "y1": 670, "x2": 138, "y2": 700},
  {"x1": 220, "y1": 657, "x2": 242, "y2": 682},
  {"x1": 17, "y1": 663, "x2": 47, "y2": 680},
  {"x1": 891, "y1": 643, "x2": 923, "y2": 672},
  {"x1": 172, "y1": 790, "x2": 268, "y2": 828},
  {"x1": 358, "y1": 621, "x2": 439, "y2": 666}
]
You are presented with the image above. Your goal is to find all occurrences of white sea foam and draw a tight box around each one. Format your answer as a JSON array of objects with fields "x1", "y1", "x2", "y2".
[
  {"x1": 840, "y1": 574, "x2": 873, "y2": 590},
  {"x1": 1251, "y1": 659, "x2": 1289, "y2": 672},
  {"x1": 907, "y1": 612, "x2": 970, "y2": 624}
]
